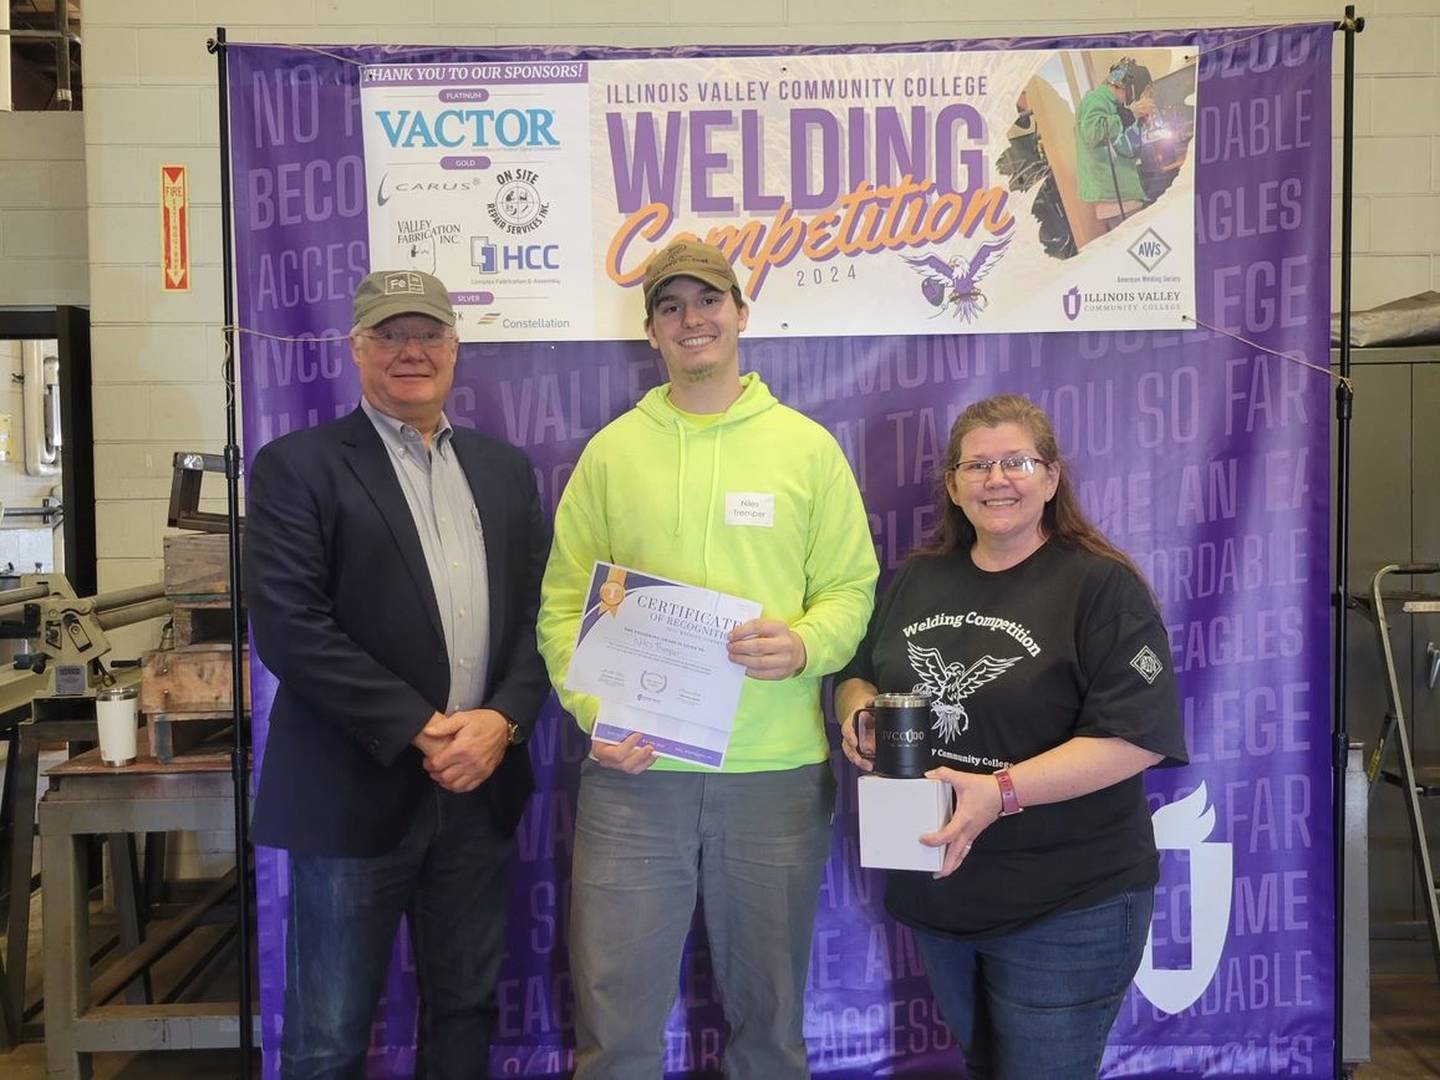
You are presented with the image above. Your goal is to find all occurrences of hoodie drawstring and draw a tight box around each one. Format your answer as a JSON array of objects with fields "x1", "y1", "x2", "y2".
[
  {"x1": 702, "y1": 425, "x2": 723, "y2": 582},
  {"x1": 673, "y1": 419, "x2": 687, "y2": 537},
  {"x1": 671, "y1": 418, "x2": 724, "y2": 584}
]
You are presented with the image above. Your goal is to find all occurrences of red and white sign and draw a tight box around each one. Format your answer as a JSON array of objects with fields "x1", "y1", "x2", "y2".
[{"x1": 161, "y1": 165, "x2": 190, "y2": 292}]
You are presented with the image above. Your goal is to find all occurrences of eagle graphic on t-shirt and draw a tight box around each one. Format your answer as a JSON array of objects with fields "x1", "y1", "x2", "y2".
[{"x1": 906, "y1": 642, "x2": 1022, "y2": 742}]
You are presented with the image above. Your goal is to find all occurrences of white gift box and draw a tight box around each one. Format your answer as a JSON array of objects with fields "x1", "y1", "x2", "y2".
[{"x1": 857, "y1": 775, "x2": 952, "y2": 872}]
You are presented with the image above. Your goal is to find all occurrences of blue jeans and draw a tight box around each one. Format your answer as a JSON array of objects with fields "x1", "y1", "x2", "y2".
[
  {"x1": 913, "y1": 887, "x2": 1153, "y2": 1080},
  {"x1": 281, "y1": 788, "x2": 514, "y2": 1080}
]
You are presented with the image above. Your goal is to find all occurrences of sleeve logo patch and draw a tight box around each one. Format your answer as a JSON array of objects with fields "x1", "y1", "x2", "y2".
[{"x1": 1130, "y1": 644, "x2": 1164, "y2": 685}]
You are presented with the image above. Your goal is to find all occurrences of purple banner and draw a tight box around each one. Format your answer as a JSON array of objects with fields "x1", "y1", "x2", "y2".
[{"x1": 229, "y1": 25, "x2": 1333, "y2": 1077}]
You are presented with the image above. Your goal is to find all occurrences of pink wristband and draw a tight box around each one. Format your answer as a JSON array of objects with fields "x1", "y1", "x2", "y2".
[{"x1": 995, "y1": 769, "x2": 1024, "y2": 816}]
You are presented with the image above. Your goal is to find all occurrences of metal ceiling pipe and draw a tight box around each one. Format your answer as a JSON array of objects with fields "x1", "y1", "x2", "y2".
[
  {"x1": 0, "y1": 2, "x2": 11, "y2": 111},
  {"x1": 53, "y1": 0, "x2": 71, "y2": 110}
]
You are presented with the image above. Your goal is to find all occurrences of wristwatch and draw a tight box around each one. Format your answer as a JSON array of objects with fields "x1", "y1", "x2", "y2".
[
  {"x1": 994, "y1": 769, "x2": 1024, "y2": 816},
  {"x1": 505, "y1": 719, "x2": 525, "y2": 746}
]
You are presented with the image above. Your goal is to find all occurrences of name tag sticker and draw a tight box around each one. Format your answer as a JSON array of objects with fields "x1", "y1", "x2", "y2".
[{"x1": 725, "y1": 492, "x2": 775, "y2": 528}]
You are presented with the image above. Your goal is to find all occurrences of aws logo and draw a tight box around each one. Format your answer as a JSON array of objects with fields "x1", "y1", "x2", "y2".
[{"x1": 1128, "y1": 227, "x2": 1173, "y2": 272}]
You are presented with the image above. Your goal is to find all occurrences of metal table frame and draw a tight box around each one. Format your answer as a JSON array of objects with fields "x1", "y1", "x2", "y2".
[
  {"x1": 0, "y1": 687, "x2": 162, "y2": 1047},
  {"x1": 4, "y1": 713, "x2": 93, "y2": 1038},
  {"x1": 39, "y1": 752, "x2": 249, "y2": 1079}
]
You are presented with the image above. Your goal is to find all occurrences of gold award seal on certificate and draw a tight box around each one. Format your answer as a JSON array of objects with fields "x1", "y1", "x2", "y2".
[{"x1": 598, "y1": 566, "x2": 627, "y2": 617}]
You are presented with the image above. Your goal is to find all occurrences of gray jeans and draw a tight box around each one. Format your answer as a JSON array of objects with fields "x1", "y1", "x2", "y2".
[{"x1": 568, "y1": 760, "x2": 837, "y2": 1080}]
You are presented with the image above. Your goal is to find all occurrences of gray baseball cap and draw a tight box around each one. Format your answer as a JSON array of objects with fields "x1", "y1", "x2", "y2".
[{"x1": 353, "y1": 269, "x2": 456, "y2": 329}]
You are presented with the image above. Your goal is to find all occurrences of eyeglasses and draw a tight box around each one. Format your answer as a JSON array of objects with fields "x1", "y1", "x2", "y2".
[
  {"x1": 361, "y1": 327, "x2": 456, "y2": 353},
  {"x1": 953, "y1": 455, "x2": 1049, "y2": 482}
]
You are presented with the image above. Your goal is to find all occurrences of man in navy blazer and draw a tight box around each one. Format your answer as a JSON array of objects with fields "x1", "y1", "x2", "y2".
[{"x1": 246, "y1": 269, "x2": 549, "y2": 1079}]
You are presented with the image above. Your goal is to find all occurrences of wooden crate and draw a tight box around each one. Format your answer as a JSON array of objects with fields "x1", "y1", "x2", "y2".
[
  {"x1": 140, "y1": 642, "x2": 250, "y2": 715},
  {"x1": 172, "y1": 601, "x2": 243, "y2": 647},
  {"x1": 163, "y1": 533, "x2": 232, "y2": 599},
  {"x1": 146, "y1": 711, "x2": 235, "y2": 762}
]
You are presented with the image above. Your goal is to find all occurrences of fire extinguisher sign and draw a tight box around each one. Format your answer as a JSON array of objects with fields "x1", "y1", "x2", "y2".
[{"x1": 161, "y1": 164, "x2": 190, "y2": 292}]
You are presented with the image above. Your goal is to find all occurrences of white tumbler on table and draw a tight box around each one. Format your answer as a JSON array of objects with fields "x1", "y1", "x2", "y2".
[{"x1": 95, "y1": 685, "x2": 139, "y2": 766}]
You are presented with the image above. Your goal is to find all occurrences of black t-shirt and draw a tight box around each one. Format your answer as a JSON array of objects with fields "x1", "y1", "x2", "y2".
[{"x1": 838, "y1": 541, "x2": 1188, "y2": 938}]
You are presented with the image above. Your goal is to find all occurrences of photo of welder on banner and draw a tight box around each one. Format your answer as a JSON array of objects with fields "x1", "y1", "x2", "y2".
[{"x1": 999, "y1": 49, "x2": 1197, "y2": 258}]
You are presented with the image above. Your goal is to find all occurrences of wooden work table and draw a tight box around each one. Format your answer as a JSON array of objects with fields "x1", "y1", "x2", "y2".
[{"x1": 39, "y1": 744, "x2": 252, "y2": 1079}]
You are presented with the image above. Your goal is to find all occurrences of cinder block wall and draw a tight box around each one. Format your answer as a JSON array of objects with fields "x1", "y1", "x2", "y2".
[{"x1": 0, "y1": 111, "x2": 87, "y2": 305}]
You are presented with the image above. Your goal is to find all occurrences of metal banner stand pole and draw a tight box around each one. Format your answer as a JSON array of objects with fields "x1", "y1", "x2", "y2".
[
  {"x1": 206, "y1": 26, "x2": 255, "y2": 1079},
  {"x1": 1333, "y1": 6, "x2": 1364, "y2": 1075}
]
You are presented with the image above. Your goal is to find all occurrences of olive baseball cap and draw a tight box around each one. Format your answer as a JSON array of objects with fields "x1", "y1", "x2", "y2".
[
  {"x1": 642, "y1": 239, "x2": 739, "y2": 309},
  {"x1": 352, "y1": 269, "x2": 456, "y2": 329}
]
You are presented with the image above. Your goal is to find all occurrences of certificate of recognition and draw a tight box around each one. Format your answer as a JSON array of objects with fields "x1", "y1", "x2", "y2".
[{"x1": 565, "y1": 562, "x2": 761, "y2": 767}]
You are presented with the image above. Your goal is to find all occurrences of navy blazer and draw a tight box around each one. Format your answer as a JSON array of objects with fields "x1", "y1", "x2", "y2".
[{"x1": 246, "y1": 407, "x2": 550, "y2": 857}]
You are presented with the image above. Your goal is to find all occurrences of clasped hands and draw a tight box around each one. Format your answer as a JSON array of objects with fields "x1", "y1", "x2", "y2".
[
  {"x1": 589, "y1": 617, "x2": 806, "y2": 774},
  {"x1": 413, "y1": 708, "x2": 510, "y2": 794}
]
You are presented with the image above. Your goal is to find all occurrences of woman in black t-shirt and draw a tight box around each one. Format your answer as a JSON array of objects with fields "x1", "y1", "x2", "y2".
[{"x1": 836, "y1": 394, "x2": 1186, "y2": 1080}]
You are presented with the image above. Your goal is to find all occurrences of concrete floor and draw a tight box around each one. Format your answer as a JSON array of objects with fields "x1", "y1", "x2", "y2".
[
  {"x1": 1358, "y1": 970, "x2": 1440, "y2": 1078},
  {"x1": 1, "y1": 1045, "x2": 249, "y2": 1078}
]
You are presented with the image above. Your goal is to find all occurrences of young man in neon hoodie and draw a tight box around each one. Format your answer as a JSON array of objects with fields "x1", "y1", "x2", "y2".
[{"x1": 538, "y1": 238, "x2": 878, "y2": 1079}]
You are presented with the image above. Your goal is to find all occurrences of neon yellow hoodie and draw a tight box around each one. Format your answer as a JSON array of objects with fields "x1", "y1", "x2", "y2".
[{"x1": 538, "y1": 371, "x2": 878, "y2": 772}]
